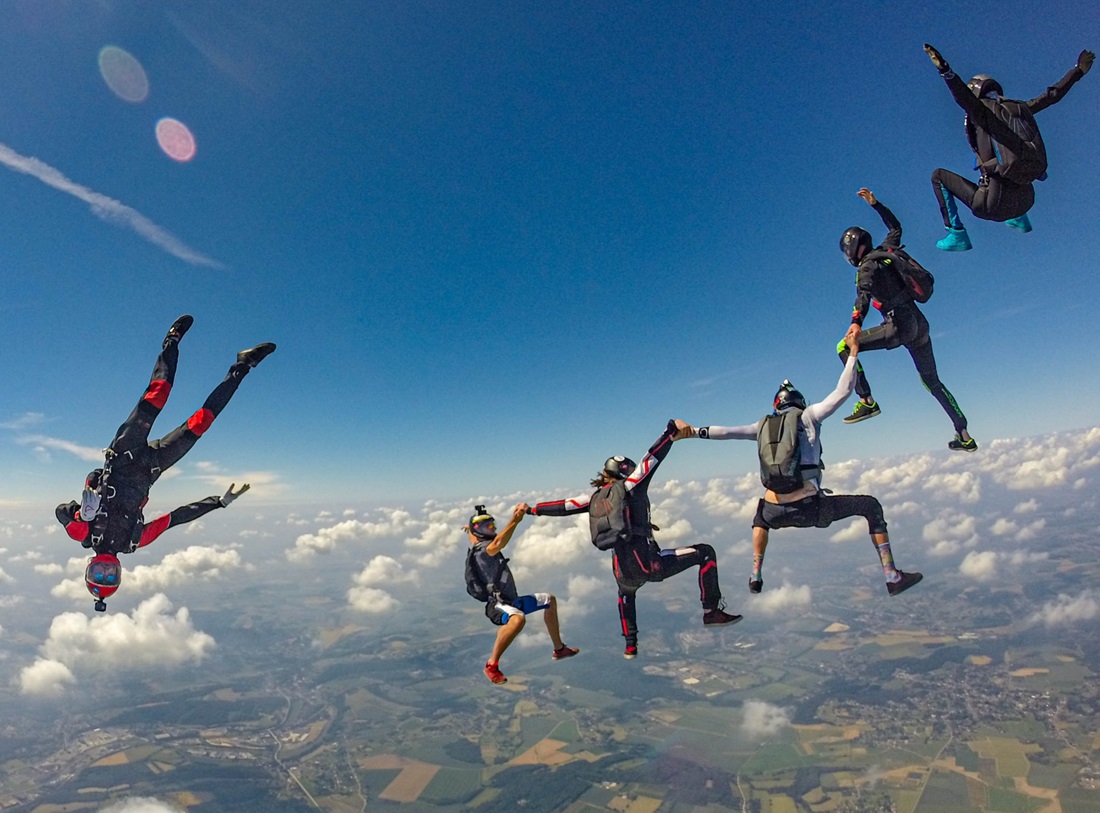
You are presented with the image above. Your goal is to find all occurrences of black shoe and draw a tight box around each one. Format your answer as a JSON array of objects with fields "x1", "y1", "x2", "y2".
[
  {"x1": 163, "y1": 314, "x2": 194, "y2": 348},
  {"x1": 749, "y1": 578, "x2": 762, "y2": 594},
  {"x1": 948, "y1": 434, "x2": 978, "y2": 453},
  {"x1": 843, "y1": 400, "x2": 881, "y2": 424},
  {"x1": 237, "y1": 342, "x2": 276, "y2": 368},
  {"x1": 886, "y1": 570, "x2": 923, "y2": 597},
  {"x1": 703, "y1": 607, "x2": 743, "y2": 626}
]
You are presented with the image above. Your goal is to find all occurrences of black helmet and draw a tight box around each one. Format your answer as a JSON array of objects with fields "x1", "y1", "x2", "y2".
[
  {"x1": 774, "y1": 380, "x2": 807, "y2": 412},
  {"x1": 967, "y1": 74, "x2": 1003, "y2": 99},
  {"x1": 603, "y1": 455, "x2": 637, "y2": 480},
  {"x1": 840, "y1": 227, "x2": 872, "y2": 267},
  {"x1": 468, "y1": 505, "x2": 496, "y2": 540}
]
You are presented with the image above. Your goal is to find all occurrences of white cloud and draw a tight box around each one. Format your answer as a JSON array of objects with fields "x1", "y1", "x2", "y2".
[
  {"x1": 17, "y1": 658, "x2": 76, "y2": 698},
  {"x1": 741, "y1": 700, "x2": 792, "y2": 738},
  {"x1": 346, "y1": 586, "x2": 397, "y2": 614},
  {"x1": 0, "y1": 141, "x2": 223, "y2": 267},
  {"x1": 751, "y1": 583, "x2": 811, "y2": 616},
  {"x1": 15, "y1": 433, "x2": 103, "y2": 462},
  {"x1": 351, "y1": 555, "x2": 414, "y2": 588},
  {"x1": 126, "y1": 546, "x2": 247, "y2": 594},
  {"x1": 922, "y1": 512, "x2": 979, "y2": 555},
  {"x1": 19, "y1": 595, "x2": 214, "y2": 696},
  {"x1": 1014, "y1": 499, "x2": 1039, "y2": 514},
  {"x1": 1029, "y1": 591, "x2": 1100, "y2": 628},
  {"x1": 34, "y1": 563, "x2": 64, "y2": 576},
  {"x1": 287, "y1": 509, "x2": 419, "y2": 562},
  {"x1": 959, "y1": 551, "x2": 998, "y2": 581},
  {"x1": 990, "y1": 518, "x2": 1017, "y2": 536},
  {"x1": 0, "y1": 567, "x2": 12, "y2": 584},
  {"x1": 101, "y1": 797, "x2": 186, "y2": 813},
  {"x1": 923, "y1": 470, "x2": 981, "y2": 503},
  {"x1": 829, "y1": 519, "x2": 866, "y2": 543}
]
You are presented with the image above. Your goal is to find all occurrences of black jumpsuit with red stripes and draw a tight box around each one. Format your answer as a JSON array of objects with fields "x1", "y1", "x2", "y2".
[
  {"x1": 55, "y1": 339, "x2": 250, "y2": 555},
  {"x1": 532, "y1": 424, "x2": 724, "y2": 648}
]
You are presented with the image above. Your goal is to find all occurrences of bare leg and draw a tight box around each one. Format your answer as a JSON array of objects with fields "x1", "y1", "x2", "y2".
[
  {"x1": 541, "y1": 596, "x2": 564, "y2": 649},
  {"x1": 488, "y1": 615, "x2": 525, "y2": 665},
  {"x1": 750, "y1": 526, "x2": 769, "y2": 589}
]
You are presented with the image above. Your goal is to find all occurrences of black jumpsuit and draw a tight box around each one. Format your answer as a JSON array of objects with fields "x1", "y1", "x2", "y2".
[
  {"x1": 932, "y1": 64, "x2": 1088, "y2": 228},
  {"x1": 838, "y1": 201, "x2": 969, "y2": 435},
  {"x1": 55, "y1": 339, "x2": 251, "y2": 555},
  {"x1": 532, "y1": 423, "x2": 725, "y2": 648}
]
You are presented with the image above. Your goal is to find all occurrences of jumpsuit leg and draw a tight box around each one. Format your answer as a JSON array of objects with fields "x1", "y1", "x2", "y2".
[
  {"x1": 150, "y1": 361, "x2": 251, "y2": 476},
  {"x1": 651, "y1": 544, "x2": 723, "y2": 611},
  {"x1": 838, "y1": 313, "x2": 907, "y2": 401},
  {"x1": 931, "y1": 169, "x2": 977, "y2": 229},
  {"x1": 968, "y1": 176, "x2": 1034, "y2": 223},
  {"x1": 906, "y1": 336, "x2": 968, "y2": 434},
  {"x1": 109, "y1": 342, "x2": 178, "y2": 457}
]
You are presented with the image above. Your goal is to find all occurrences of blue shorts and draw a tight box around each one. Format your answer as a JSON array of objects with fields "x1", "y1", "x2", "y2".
[{"x1": 486, "y1": 592, "x2": 552, "y2": 626}]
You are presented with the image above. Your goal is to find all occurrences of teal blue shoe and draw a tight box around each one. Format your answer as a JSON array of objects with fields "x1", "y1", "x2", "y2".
[
  {"x1": 1005, "y1": 214, "x2": 1032, "y2": 233},
  {"x1": 936, "y1": 227, "x2": 972, "y2": 252}
]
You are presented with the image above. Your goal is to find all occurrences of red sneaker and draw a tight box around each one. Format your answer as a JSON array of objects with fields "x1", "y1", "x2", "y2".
[
  {"x1": 623, "y1": 645, "x2": 638, "y2": 659},
  {"x1": 484, "y1": 662, "x2": 507, "y2": 684},
  {"x1": 552, "y1": 645, "x2": 579, "y2": 660}
]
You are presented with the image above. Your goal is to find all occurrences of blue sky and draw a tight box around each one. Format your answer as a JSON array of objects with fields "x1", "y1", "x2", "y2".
[{"x1": 1, "y1": 0, "x2": 1097, "y2": 510}]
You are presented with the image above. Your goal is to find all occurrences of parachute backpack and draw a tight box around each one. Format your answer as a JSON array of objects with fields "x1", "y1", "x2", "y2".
[
  {"x1": 589, "y1": 480, "x2": 632, "y2": 550},
  {"x1": 757, "y1": 409, "x2": 809, "y2": 494},
  {"x1": 980, "y1": 99, "x2": 1048, "y2": 185},
  {"x1": 464, "y1": 547, "x2": 506, "y2": 603},
  {"x1": 864, "y1": 246, "x2": 935, "y2": 304}
]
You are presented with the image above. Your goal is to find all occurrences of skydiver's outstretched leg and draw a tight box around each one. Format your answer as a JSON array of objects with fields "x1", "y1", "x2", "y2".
[
  {"x1": 149, "y1": 342, "x2": 276, "y2": 478},
  {"x1": 749, "y1": 525, "x2": 768, "y2": 592},
  {"x1": 650, "y1": 543, "x2": 736, "y2": 625},
  {"x1": 904, "y1": 334, "x2": 975, "y2": 450},
  {"x1": 616, "y1": 586, "x2": 640, "y2": 658},
  {"x1": 109, "y1": 316, "x2": 193, "y2": 458}
]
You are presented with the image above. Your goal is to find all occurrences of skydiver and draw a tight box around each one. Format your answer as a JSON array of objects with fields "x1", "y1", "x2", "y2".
[
  {"x1": 465, "y1": 503, "x2": 578, "y2": 685},
  {"x1": 527, "y1": 420, "x2": 741, "y2": 661},
  {"x1": 837, "y1": 188, "x2": 976, "y2": 452},
  {"x1": 924, "y1": 43, "x2": 1094, "y2": 251},
  {"x1": 674, "y1": 331, "x2": 923, "y2": 598},
  {"x1": 54, "y1": 314, "x2": 275, "y2": 610},
  {"x1": 65, "y1": 484, "x2": 250, "y2": 612}
]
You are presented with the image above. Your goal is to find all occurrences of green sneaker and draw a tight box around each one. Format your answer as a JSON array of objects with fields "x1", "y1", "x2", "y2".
[
  {"x1": 843, "y1": 400, "x2": 881, "y2": 424},
  {"x1": 948, "y1": 434, "x2": 978, "y2": 453}
]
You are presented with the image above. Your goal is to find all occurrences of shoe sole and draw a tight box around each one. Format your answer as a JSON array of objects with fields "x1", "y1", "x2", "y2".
[
  {"x1": 843, "y1": 411, "x2": 880, "y2": 424},
  {"x1": 704, "y1": 616, "x2": 743, "y2": 626},
  {"x1": 888, "y1": 575, "x2": 924, "y2": 597},
  {"x1": 552, "y1": 649, "x2": 579, "y2": 660},
  {"x1": 949, "y1": 445, "x2": 978, "y2": 453}
]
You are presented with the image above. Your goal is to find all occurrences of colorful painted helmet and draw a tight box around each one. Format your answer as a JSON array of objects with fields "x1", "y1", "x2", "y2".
[
  {"x1": 774, "y1": 380, "x2": 807, "y2": 412},
  {"x1": 603, "y1": 456, "x2": 637, "y2": 480},
  {"x1": 85, "y1": 553, "x2": 122, "y2": 600},
  {"x1": 468, "y1": 505, "x2": 497, "y2": 541},
  {"x1": 967, "y1": 74, "x2": 1003, "y2": 99},
  {"x1": 840, "y1": 227, "x2": 872, "y2": 267}
]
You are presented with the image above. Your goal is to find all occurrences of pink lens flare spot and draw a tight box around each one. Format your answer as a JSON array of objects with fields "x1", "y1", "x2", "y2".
[
  {"x1": 156, "y1": 118, "x2": 197, "y2": 162},
  {"x1": 98, "y1": 46, "x2": 149, "y2": 103}
]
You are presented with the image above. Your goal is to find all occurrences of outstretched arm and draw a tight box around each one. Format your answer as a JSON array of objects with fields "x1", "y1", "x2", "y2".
[
  {"x1": 486, "y1": 503, "x2": 528, "y2": 556},
  {"x1": 135, "y1": 484, "x2": 248, "y2": 549},
  {"x1": 1026, "y1": 50, "x2": 1093, "y2": 113},
  {"x1": 622, "y1": 420, "x2": 678, "y2": 493},
  {"x1": 804, "y1": 351, "x2": 860, "y2": 424},
  {"x1": 859, "y1": 188, "x2": 902, "y2": 249}
]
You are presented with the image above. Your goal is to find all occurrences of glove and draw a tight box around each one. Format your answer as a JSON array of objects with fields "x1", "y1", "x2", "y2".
[
  {"x1": 1078, "y1": 50, "x2": 1095, "y2": 75},
  {"x1": 219, "y1": 483, "x2": 250, "y2": 507},
  {"x1": 923, "y1": 43, "x2": 950, "y2": 74}
]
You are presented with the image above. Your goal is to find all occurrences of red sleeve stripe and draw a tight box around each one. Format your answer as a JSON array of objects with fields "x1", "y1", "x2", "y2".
[{"x1": 187, "y1": 408, "x2": 215, "y2": 436}]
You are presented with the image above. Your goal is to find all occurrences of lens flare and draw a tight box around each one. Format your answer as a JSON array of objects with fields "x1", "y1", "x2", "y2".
[
  {"x1": 98, "y1": 46, "x2": 149, "y2": 103},
  {"x1": 156, "y1": 118, "x2": 197, "y2": 162}
]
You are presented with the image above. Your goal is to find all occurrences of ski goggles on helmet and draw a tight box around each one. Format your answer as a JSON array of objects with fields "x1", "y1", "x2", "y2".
[
  {"x1": 85, "y1": 554, "x2": 122, "y2": 598},
  {"x1": 468, "y1": 505, "x2": 497, "y2": 540}
]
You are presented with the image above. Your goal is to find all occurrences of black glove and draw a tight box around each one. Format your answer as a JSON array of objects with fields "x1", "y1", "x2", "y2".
[
  {"x1": 1078, "y1": 50, "x2": 1095, "y2": 75},
  {"x1": 924, "y1": 43, "x2": 950, "y2": 74}
]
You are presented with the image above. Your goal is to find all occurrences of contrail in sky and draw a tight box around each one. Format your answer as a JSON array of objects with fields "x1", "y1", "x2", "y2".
[{"x1": 0, "y1": 141, "x2": 224, "y2": 269}]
